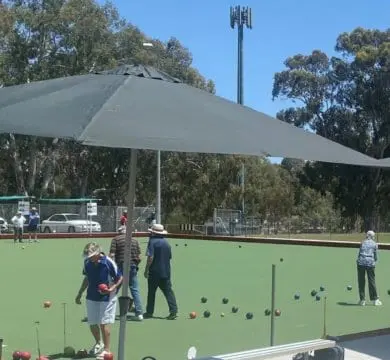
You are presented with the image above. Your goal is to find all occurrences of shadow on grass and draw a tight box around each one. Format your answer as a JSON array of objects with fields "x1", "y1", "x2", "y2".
[
  {"x1": 114, "y1": 315, "x2": 167, "y2": 321},
  {"x1": 337, "y1": 301, "x2": 360, "y2": 306},
  {"x1": 47, "y1": 352, "x2": 95, "y2": 359},
  {"x1": 47, "y1": 353, "x2": 64, "y2": 359}
]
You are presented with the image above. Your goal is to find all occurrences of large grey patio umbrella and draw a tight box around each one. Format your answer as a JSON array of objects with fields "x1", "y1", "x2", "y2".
[{"x1": 0, "y1": 65, "x2": 388, "y2": 360}]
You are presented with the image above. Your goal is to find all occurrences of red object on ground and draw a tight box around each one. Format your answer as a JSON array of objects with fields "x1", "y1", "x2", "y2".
[
  {"x1": 20, "y1": 351, "x2": 31, "y2": 360},
  {"x1": 189, "y1": 311, "x2": 197, "y2": 319},
  {"x1": 12, "y1": 351, "x2": 22, "y2": 360}
]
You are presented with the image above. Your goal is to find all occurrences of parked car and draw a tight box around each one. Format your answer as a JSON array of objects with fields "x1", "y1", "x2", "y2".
[
  {"x1": 41, "y1": 213, "x2": 102, "y2": 233},
  {"x1": 0, "y1": 217, "x2": 8, "y2": 233}
]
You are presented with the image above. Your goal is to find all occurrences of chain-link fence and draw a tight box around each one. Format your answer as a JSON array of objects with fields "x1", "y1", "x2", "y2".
[{"x1": 0, "y1": 203, "x2": 155, "y2": 233}]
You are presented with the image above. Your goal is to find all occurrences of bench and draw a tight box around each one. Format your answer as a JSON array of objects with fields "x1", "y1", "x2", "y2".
[{"x1": 194, "y1": 339, "x2": 336, "y2": 360}]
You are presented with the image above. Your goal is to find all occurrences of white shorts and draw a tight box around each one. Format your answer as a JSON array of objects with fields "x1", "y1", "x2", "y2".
[{"x1": 86, "y1": 297, "x2": 117, "y2": 325}]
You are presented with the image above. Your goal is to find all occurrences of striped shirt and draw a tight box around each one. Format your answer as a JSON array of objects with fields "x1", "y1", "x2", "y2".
[{"x1": 109, "y1": 234, "x2": 141, "y2": 268}]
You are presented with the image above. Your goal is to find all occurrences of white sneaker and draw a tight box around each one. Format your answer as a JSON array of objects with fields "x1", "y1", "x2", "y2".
[
  {"x1": 96, "y1": 350, "x2": 110, "y2": 360},
  {"x1": 373, "y1": 299, "x2": 382, "y2": 306},
  {"x1": 359, "y1": 300, "x2": 366, "y2": 306},
  {"x1": 137, "y1": 314, "x2": 143, "y2": 321},
  {"x1": 89, "y1": 342, "x2": 104, "y2": 355}
]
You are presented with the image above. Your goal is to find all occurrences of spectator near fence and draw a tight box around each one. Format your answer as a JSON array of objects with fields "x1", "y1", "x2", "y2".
[{"x1": 119, "y1": 210, "x2": 127, "y2": 226}]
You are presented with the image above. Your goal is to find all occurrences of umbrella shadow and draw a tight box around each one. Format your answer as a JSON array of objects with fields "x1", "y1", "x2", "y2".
[{"x1": 337, "y1": 301, "x2": 360, "y2": 306}]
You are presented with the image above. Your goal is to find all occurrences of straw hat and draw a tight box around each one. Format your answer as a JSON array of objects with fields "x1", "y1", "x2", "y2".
[{"x1": 148, "y1": 223, "x2": 167, "y2": 235}]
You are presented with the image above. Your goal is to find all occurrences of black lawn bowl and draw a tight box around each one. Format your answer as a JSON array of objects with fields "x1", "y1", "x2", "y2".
[
  {"x1": 222, "y1": 297, "x2": 229, "y2": 304},
  {"x1": 264, "y1": 309, "x2": 271, "y2": 316},
  {"x1": 246, "y1": 312, "x2": 254, "y2": 320},
  {"x1": 201, "y1": 297, "x2": 207, "y2": 303},
  {"x1": 203, "y1": 310, "x2": 211, "y2": 318},
  {"x1": 311, "y1": 290, "x2": 317, "y2": 297},
  {"x1": 232, "y1": 306, "x2": 239, "y2": 313}
]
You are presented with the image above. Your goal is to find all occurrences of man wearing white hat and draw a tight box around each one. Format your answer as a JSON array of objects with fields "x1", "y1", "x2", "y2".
[
  {"x1": 144, "y1": 224, "x2": 178, "y2": 320},
  {"x1": 11, "y1": 211, "x2": 25, "y2": 243},
  {"x1": 75, "y1": 242, "x2": 123, "y2": 359}
]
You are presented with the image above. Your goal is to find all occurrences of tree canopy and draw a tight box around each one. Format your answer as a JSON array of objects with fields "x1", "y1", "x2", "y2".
[
  {"x1": 0, "y1": 0, "x2": 365, "y2": 230},
  {"x1": 273, "y1": 27, "x2": 390, "y2": 230}
]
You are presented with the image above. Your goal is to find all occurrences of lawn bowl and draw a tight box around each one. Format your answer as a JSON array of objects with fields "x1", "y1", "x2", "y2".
[
  {"x1": 103, "y1": 352, "x2": 114, "y2": 360},
  {"x1": 12, "y1": 350, "x2": 22, "y2": 360},
  {"x1": 64, "y1": 346, "x2": 76, "y2": 358},
  {"x1": 20, "y1": 351, "x2": 31, "y2": 360},
  {"x1": 43, "y1": 301, "x2": 51, "y2": 309}
]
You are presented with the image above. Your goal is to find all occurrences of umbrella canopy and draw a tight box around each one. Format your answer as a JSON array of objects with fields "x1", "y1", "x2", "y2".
[{"x1": 0, "y1": 64, "x2": 385, "y2": 167}]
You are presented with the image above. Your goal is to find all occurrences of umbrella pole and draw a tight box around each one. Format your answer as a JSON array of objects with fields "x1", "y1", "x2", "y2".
[{"x1": 117, "y1": 149, "x2": 138, "y2": 360}]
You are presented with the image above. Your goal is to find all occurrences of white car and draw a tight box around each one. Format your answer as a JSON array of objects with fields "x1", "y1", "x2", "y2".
[
  {"x1": 41, "y1": 213, "x2": 102, "y2": 233},
  {"x1": 0, "y1": 217, "x2": 8, "y2": 233}
]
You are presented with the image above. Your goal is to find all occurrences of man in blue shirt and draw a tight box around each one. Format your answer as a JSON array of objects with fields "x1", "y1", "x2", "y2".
[
  {"x1": 27, "y1": 207, "x2": 40, "y2": 243},
  {"x1": 356, "y1": 230, "x2": 382, "y2": 306},
  {"x1": 144, "y1": 224, "x2": 178, "y2": 320},
  {"x1": 75, "y1": 242, "x2": 123, "y2": 359}
]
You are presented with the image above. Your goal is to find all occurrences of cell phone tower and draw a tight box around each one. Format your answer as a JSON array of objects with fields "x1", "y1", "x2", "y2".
[
  {"x1": 230, "y1": 6, "x2": 252, "y2": 215},
  {"x1": 230, "y1": 5, "x2": 252, "y2": 105}
]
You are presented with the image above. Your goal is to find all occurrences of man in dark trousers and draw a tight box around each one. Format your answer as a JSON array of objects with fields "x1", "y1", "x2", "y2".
[
  {"x1": 356, "y1": 230, "x2": 382, "y2": 306},
  {"x1": 143, "y1": 223, "x2": 178, "y2": 320},
  {"x1": 109, "y1": 225, "x2": 144, "y2": 320}
]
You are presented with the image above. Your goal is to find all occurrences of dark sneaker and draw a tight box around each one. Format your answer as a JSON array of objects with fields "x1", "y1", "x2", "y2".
[
  {"x1": 143, "y1": 313, "x2": 153, "y2": 319},
  {"x1": 128, "y1": 298, "x2": 134, "y2": 312},
  {"x1": 166, "y1": 313, "x2": 178, "y2": 320}
]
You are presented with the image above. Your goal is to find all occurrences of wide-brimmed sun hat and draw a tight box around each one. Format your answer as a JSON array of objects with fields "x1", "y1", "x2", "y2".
[
  {"x1": 366, "y1": 230, "x2": 375, "y2": 239},
  {"x1": 148, "y1": 223, "x2": 167, "y2": 235}
]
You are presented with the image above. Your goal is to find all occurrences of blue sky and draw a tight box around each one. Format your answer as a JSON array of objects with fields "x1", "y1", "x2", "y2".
[{"x1": 110, "y1": 0, "x2": 390, "y2": 162}]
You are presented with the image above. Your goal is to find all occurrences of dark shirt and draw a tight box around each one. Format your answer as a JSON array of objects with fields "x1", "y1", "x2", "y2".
[
  {"x1": 109, "y1": 234, "x2": 141, "y2": 269},
  {"x1": 82, "y1": 254, "x2": 121, "y2": 302},
  {"x1": 146, "y1": 236, "x2": 172, "y2": 279}
]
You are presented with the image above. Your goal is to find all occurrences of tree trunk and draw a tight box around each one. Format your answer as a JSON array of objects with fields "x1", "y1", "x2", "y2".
[
  {"x1": 40, "y1": 140, "x2": 61, "y2": 196},
  {"x1": 9, "y1": 134, "x2": 26, "y2": 194},
  {"x1": 26, "y1": 137, "x2": 38, "y2": 193}
]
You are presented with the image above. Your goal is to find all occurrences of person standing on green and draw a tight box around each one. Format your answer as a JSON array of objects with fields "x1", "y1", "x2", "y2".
[{"x1": 357, "y1": 230, "x2": 382, "y2": 306}]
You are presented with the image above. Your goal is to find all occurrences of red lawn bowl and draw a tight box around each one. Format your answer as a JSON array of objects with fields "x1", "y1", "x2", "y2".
[
  {"x1": 189, "y1": 312, "x2": 197, "y2": 319},
  {"x1": 98, "y1": 284, "x2": 109, "y2": 293},
  {"x1": 20, "y1": 351, "x2": 31, "y2": 360},
  {"x1": 12, "y1": 351, "x2": 22, "y2": 360},
  {"x1": 103, "y1": 352, "x2": 114, "y2": 360}
]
